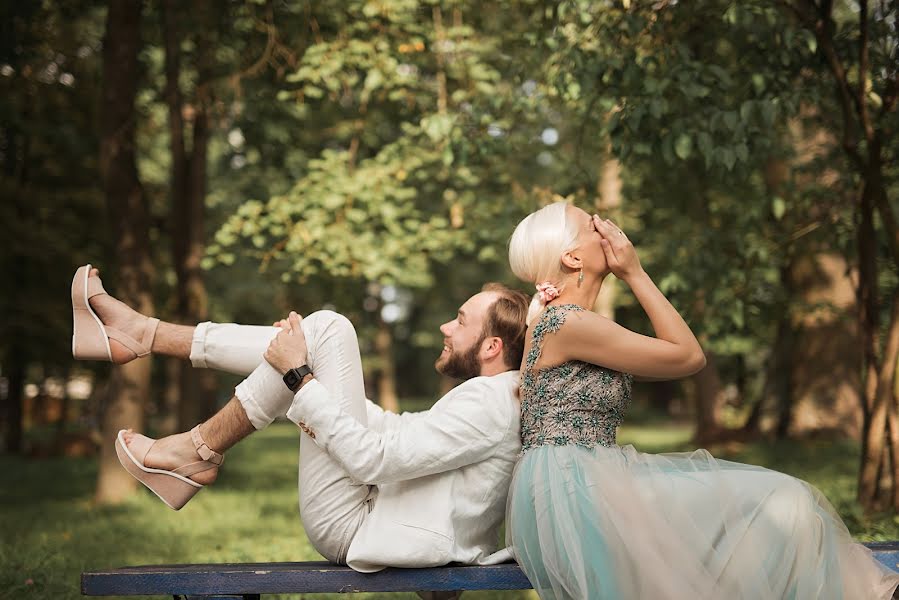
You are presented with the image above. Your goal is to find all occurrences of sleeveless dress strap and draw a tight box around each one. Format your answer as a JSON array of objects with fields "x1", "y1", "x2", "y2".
[{"x1": 525, "y1": 304, "x2": 584, "y2": 373}]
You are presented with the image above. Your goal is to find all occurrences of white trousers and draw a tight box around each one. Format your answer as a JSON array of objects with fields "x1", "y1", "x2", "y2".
[{"x1": 190, "y1": 311, "x2": 375, "y2": 563}]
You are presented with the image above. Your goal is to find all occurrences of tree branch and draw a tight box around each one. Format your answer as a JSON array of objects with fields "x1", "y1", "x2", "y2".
[
  {"x1": 858, "y1": 0, "x2": 874, "y2": 144},
  {"x1": 875, "y1": 182, "x2": 899, "y2": 270},
  {"x1": 777, "y1": 0, "x2": 806, "y2": 24},
  {"x1": 234, "y1": 6, "x2": 277, "y2": 81},
  {"x1": 432, "y1": 5, "x2": 448, "y2": 115},
  {"x1": 790, "y1": 0, "x2": 866, "y2": 169},
  {"x1": 881, "y1": 70, "x2": 898, "y2": 117}
]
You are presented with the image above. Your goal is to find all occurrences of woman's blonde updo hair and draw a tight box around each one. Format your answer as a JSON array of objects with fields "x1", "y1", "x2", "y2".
[{"x1": 509, "y1": 201, "x2": 581, "y2": 326}]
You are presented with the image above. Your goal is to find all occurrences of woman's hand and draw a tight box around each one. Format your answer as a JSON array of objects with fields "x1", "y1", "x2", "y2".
[
  {"x1": 264, "y1": 311, "x2": 309, "y2": 375},
  {"x1": 593, "y1": 215, "x2": 644, "y2": 282}
]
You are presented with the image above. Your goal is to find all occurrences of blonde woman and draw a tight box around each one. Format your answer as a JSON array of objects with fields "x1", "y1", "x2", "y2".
[{"x1": 505, "y1": 201, "x2": 898, "y2": 599}]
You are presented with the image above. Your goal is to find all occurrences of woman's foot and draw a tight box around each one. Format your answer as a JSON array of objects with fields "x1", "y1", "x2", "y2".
[
  {"x1": 121, "y1": 429, "x2": 219, "y2": 486},
  {"x1": 87, "y1": 268, "x2": 154, "y2": 364}
]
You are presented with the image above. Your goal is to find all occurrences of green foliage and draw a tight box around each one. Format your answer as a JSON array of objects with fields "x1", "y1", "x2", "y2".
[
  {"x1": 0, "y1": 0, "x2": 109, "y2": 372},
  {"x1": 550, "y1": 0, "x2": 809, "y2": 166},
  {"x1": 208, "y1": 0, "x2": 547, "y2": 291},
  {"x1": 4, "y1": 0, "x2": 897, "y2": 437},
  {"x1": 523, "y1": 0, "x2": 898, "y2": 366}
]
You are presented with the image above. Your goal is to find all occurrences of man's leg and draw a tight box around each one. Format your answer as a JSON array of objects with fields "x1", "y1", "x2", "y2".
[
  {"x1": 87, "y1": 267, "x2": 281, "y2": 374},
  {"x1": 124, "y1": 310, "x2": 373, "y2": 563},
  {"x1": 233, "y1": 310, "x2": 373, "y2": 563},
  {"x1": 120, "y1": 396, "x2": 253, "y2": 486}
]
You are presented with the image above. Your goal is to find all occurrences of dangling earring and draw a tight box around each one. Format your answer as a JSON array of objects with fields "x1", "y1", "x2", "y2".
[{"x1": 577, "y1": 268, "x2": 584, "y2": 287}]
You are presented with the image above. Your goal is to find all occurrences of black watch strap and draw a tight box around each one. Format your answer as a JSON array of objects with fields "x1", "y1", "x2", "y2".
[{"x1": 283, "y1": 364, "x2": 313, "y2": 392}]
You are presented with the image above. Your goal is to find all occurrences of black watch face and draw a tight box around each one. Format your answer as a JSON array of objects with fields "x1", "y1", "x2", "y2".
[{"x1": 284, "y1": 370, "x2": 300, "y2": 388}]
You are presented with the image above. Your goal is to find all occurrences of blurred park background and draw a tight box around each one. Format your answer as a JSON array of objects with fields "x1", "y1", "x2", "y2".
[{"x1": 1, "y1": 0, "x2": 898, "y2": 598}]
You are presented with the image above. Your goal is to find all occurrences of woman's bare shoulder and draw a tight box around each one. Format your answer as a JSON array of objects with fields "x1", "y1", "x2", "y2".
[{"x1": 555, "y1": 308, "x2": 614, "y2": 337}]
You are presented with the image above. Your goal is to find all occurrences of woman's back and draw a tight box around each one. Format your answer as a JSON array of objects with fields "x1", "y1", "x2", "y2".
[{"x1": 520, "y1": 304, "x2": 632, "y2": 453}]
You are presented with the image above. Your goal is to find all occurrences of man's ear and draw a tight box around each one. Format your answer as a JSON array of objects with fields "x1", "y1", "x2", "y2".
[
  {"x1": 561, "y1": 250, "x2": 581, "y2": 271},
  {"x1": 482, "y1": 336, "x2": 503, "y2": 361}
]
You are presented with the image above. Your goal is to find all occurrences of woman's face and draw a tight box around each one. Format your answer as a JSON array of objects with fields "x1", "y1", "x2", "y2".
[{"x1": 566, "y1": 205, "x2": 607, "y2": 275}]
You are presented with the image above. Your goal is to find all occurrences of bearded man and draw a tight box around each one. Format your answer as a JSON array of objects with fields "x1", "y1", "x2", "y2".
[{"x1": 71, "y1": 265, "x2": 529, "y2": 572}]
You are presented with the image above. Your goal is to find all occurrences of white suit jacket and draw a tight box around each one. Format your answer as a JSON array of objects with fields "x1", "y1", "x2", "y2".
[{"x1": 284, "y1": 370, "x2": 521, "y2": 572}]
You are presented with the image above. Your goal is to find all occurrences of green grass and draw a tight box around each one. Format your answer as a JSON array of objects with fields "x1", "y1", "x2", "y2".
[{"x1": 1, "y1": 421, "x2": 896, "y2": 600}]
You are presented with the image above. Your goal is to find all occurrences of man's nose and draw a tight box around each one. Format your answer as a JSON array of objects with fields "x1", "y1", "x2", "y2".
[{"x1": 439, "y1": 322, "x2": 452, "y2": 336}]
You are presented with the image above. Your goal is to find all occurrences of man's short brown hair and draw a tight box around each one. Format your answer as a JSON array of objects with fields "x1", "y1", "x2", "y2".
[{"x1": 481, "y1": 282, "x2": 530, "y2": 370}]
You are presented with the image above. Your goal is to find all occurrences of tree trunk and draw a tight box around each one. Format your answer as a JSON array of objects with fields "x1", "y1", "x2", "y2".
[
  {"x1": 4, "y1": 353, "x2": 25, "y2": 454},
  {"x1": 743, "y1": 266, "x2": 795, "y2": 438},
  {"x1": 786, "y1": 253, "x2": 861, "y2": 438},
  {"x1": 782, "y1": 0, "x2": 899, "y2": 510},
  {"x1": 771, "y1": 292, "x2": 796, "y2": 438},
  {"x1": 375, "y1": 318, "x2": 400, "y2": 413},
  {"x1": 594, "y1": 156, "x2": 622, "y2": 319},
  {"x1": 860, "y1": 292, "x2": 899, "y2": 508},
  {"x1": 888, "y1": 383, "x2": 899, "y2": 508},
  {"x1": 177, "y1": 92, "x2": 218, "y2": 428},
  {"x1": 692, "y1": 352, "x2": 725, "y2": 442},
  {"x1": 162, "y1": 0, "x2": 218, "y2": 429},
  {"x1": 95, "y1": 0, "x2": 155, "y2": 504},
  {"x1": 650, "y1": 379, "x2": 678, "y2": 417},
  {"x1": 156, "y1": 357, "x2": 181, "y2": 435},
  {"x1": 772, "y1": 315, "x2": 796, "y2": 439},
  {"x1": 891, "y1": 358, "x2": 899, "y2": 508},
  {"x1": 53, "y1": 367, "x2": 73, "y2": 444},
  {"x1": 766, "y1": 304, "x2": 796, "y2": 440},
  {"x1": 744, "y1": 157, "x2": 795, "y2": 438},
  {"x1": 4, "y1": 93, "x2": 31, "y2": 454},
  {"x1": 857, "y1": 175, "x2": 885, "y2": 505}
]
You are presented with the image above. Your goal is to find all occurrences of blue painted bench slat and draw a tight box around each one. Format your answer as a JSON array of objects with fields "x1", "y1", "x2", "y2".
[
  {"x1": 81, "y1": 542, "x2": 899, "y2": 597},
  {"x1": 869, "y1": 541, "x2": 899, "y2": 572},
  {"x1": 81, "y1": 561, "x2": 531, "y2": 595}
]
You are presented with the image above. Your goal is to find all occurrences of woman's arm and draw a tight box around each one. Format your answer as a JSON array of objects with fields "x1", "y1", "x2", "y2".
[
  {"x1": 559, "y1": 273, "x2": 706, "y2": 379},
  {"x1": 559, "y1": 217, "x2": 706, "y2": 379}
]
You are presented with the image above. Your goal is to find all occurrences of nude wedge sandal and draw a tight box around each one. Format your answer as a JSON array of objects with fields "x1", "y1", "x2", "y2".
[
  {"x1": 71, "y1": 264, "x2": 160, "y2": 362},
  {"x1": 114, "y1": 425, "x2": 224, "y2": 510}
]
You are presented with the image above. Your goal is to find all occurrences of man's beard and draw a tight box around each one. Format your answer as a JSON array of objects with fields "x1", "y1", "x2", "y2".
[{"x1": 435, "y1": 334, "x2": 485, "y2": 381}]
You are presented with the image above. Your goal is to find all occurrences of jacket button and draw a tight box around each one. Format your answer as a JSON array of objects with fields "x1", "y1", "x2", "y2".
[{"x1": 297, "y1": 422, "x2": 315, "y2": 438}]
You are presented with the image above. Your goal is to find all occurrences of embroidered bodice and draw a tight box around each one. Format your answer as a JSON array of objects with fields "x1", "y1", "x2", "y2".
[{"x1": 520, "y1": 304, "x2": 633, "y2": 453}]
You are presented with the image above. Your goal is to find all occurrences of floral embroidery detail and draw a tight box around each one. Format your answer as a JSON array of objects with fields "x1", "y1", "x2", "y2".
[
  {"x1": 520, "y1": 304, "x2": 633, "y2": 454},
  {"x1": 570, "y1": 413, "x2": 586, "y2": 430},
  {"x1": 575, "y1": 389, "x2": 592, "y2": 407}
]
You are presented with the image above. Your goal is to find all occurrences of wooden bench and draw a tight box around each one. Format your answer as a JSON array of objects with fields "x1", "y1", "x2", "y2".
[
  {"x1": 81, "y1": 542, "x2": 899, "y2": 599},
  {"x1": 81, "y1": 562, "x2": 530, "y2": 598}
]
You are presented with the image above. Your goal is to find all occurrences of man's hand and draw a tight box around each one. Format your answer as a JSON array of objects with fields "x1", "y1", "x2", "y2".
[{"x1": 264, "y1": 311, "x2": 309, "y2": 376}]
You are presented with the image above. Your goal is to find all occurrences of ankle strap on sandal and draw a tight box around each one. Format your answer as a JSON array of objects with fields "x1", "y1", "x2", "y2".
[{"x1": 190, "y1": 425, "x2": 224, "y2": 465}]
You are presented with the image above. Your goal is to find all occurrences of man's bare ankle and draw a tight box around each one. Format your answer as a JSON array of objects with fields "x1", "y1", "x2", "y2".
[{"x1": 151, "y1": 321, "x2": 194, "y2": 360}]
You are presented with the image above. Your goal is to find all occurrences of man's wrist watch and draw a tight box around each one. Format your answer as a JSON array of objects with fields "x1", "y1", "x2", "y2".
[{"x1": 283, "y1": 365, "x2": 313, "y2": 392}]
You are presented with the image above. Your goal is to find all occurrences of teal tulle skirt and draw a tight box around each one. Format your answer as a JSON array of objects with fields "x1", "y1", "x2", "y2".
[{"x1": 507, "y1": 444, "x2": 899, "y2": 599}]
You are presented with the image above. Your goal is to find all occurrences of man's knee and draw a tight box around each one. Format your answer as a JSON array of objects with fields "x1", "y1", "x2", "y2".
[
  {"x1": 304, "y1": 310, "x2": 356, "y2": 338},
  {"x1": 301, "y1": 310, "x2": 359, "y2": 368}
]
